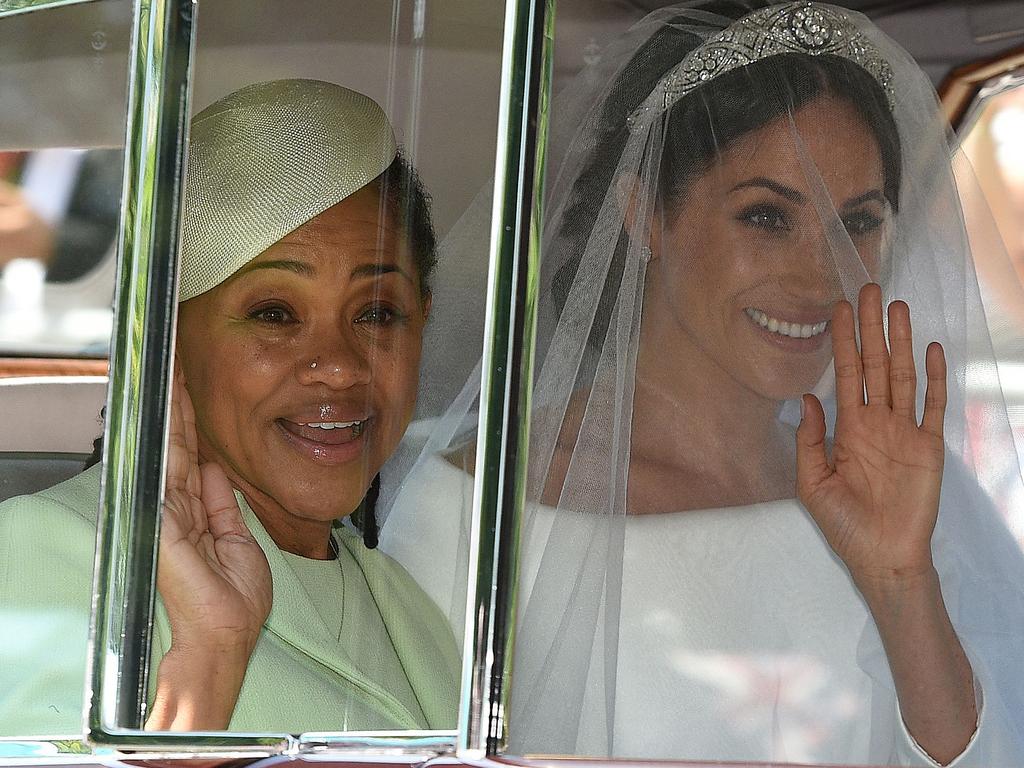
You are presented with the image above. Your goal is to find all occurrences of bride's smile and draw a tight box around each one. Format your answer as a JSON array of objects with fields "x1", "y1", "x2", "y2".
[{"x1": 642, "y1": 95, "x2": 890, "y2": 403}]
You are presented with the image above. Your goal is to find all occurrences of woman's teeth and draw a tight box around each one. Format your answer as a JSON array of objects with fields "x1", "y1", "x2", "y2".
[
  {"x1": 745, "y1": 308, "x2": 828, "y2": 339},
  {"x1": 300, "y1": 420, "x2": 365, "y2": 436}
]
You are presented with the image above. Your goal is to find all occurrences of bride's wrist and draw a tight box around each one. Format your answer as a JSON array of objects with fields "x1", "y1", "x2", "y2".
[{"x1": 852, "y1": 561, "x2": 941, "y2": 613}]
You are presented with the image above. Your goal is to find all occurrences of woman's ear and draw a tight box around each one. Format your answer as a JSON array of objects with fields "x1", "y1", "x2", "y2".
[{"x1": 421, "y1": 290, "x2": 432, "y2": 321}]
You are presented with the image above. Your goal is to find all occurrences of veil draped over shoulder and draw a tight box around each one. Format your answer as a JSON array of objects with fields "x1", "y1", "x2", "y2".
[{"x1": 381, "y1": 2, "x2": 1024, "y2": 764}]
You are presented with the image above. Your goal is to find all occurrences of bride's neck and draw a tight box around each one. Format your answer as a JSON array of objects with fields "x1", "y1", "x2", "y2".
[{"x1": 631, "y1": 313, "x2": 789, "y2": 478}]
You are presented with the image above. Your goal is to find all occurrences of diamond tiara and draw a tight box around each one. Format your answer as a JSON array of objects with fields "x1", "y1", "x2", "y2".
[{"x1": 628, "y1": 2, "x2": 895, "y2": 132}]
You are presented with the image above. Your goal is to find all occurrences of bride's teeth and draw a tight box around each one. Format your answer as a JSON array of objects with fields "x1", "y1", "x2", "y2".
[{"x1": 745, "y1": 308, "x2": 828, "y2": 339}]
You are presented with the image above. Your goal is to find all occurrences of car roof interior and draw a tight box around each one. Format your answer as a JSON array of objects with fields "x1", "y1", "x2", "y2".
[{"x1": 2, "y1": 0, "x2": 1022, "y2": 226}]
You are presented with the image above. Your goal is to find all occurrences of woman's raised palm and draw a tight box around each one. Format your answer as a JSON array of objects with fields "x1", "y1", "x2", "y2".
[
  {"x1": 796, "y1": 283, "x2": 947, "y2": 587},
  {"x1": 159, "y1": 375, "x2": 272, "y2": 651}
]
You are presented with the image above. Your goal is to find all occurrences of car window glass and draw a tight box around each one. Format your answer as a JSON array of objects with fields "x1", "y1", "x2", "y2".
[
  {"x1": 134, "y1": 0, "x2": 502, "y2": 739},
  {"x1": 501, "y1": 4, "x2": 1024, "y2": 765},
  {"x1": 0, "y1": 0, "x2": 129, "y2": 748},
  {"x1": 960, "y1": 80, "x2": 1024, "y2": 501}
]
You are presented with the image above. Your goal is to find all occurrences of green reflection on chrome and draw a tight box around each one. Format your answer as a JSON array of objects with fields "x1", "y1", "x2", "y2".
[
  {"x1": 0, "y1": 738, "x2": 92, "y2": 758},
  {"x1": 88, "y1": 0, "x2": 196, "y2": 743},
  {"x1": 0, "y1": 0, "x2": 99, "y2": 19}
]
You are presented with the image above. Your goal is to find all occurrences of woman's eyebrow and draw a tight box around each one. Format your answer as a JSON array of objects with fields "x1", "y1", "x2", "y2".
[
  {"x1": 350, "y1": 262, "x2": 415, "y2": 285},
  {"x1": 729, "y1": 177, "x2": 805, "y2": 203},
  {"x1": 237, "y1": 259, "x2": 315, "y2": 277},
  {"x1": 842, "y1": 190, "x2": 886, "y2": 209}
]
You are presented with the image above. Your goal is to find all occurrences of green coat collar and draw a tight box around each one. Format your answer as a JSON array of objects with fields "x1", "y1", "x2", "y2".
[{"x1": 239, "y1": 497, "x2": 459, "y2": 730}]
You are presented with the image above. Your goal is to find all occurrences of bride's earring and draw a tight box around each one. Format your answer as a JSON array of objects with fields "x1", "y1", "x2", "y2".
[{"x1": 640, "y1": 245, "x2": 652, "y2": 263}]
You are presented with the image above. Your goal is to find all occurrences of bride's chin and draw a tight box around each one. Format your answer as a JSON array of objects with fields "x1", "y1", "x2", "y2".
[{"x1": 746, "y1": 362, "x2": 831, "y2": 403}]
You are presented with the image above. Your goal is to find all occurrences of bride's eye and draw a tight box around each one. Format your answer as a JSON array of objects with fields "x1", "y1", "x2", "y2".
[
  {"x1": 842, "y1": 210, "x2": 884, "y2": 236},
  {"x1": 738, "y1": 204, "x2": 790, "y2": 232}
]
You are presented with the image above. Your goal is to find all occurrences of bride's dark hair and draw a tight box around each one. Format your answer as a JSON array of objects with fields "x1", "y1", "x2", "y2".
[
  {"x1": 659, "y1": 53, "x2": 901, "y2": 211},
  {"x1": 550, "y1": 1, "x2": 901, "y2": 344}
]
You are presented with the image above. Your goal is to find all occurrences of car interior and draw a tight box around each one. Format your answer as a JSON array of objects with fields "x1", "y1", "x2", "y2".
[{"x1": 0, "y1": 0, "x2": 1022, "y2": 751}]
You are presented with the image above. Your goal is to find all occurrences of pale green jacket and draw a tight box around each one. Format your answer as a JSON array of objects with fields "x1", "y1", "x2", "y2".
[{"x1": 0, "y1": 464, "x2": 460, "y2": 737}]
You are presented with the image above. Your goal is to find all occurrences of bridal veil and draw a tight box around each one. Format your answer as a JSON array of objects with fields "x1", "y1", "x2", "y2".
[{"x1": 381, "y1": 2, "x2": 1024, "y2": 764}]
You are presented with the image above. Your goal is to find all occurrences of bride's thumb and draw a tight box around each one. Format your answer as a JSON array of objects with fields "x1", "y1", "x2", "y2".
[{"x1": 796, "y1": 393, "x2": 830, "y2": 494}]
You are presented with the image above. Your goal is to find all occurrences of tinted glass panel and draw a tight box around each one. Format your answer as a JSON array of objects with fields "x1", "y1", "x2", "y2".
[
  {"x1": 0, "y1": 0, "x2": 129, "y2": 745},
  {"x1": 133, "y1": 0, "x2": 502, "y2": 737},
  {"x1": 503, "y1": 3, "x2": 1024, "y2": 764}
]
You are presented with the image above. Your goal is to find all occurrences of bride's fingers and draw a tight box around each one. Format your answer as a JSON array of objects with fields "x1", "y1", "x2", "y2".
[
  {"x1": 831, "y1": 300, "x2": 865, "y2": 410},
  {"x1": 887, "y1": 300, "x2": 917, "y2": 421},
  {"x1": 921, "y1": 341, "x2": 947, "y2": 439},
  {"x1": 858, "y1": 283, "x2": 890, "y2": 407},
  {"x1": 796, "y1": 393, "x2": 832, "y2": 497}
]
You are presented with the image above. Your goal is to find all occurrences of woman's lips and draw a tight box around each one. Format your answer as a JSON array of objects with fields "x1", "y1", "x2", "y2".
[
  {"x1": 743, "y1": 306, "x2": 831, "y2": 352},
  {"x1": 275, "y1": 418, "x2": 369, "y2": 465}
]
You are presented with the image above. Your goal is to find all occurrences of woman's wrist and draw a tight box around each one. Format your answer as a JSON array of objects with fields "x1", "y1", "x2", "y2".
[
  {"x1": 145, "y1": 641, "x2": 253, "y2": 731},
  {"x1": 854, "y1": 562, "x2": 977, "y2": 764},
  {"x1": 851, "y1": 559, "x2": 940, "y2": 611}
]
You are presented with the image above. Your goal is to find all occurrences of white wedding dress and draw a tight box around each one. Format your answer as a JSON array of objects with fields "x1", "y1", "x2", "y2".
[{"x1": 381, "y1": 452, "x2": 1013, "y2": 767}]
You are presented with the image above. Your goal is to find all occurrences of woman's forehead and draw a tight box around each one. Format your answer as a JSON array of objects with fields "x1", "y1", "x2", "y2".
[
  {"x1": 277, "y1": 187, "x2": 401, "y2": 244},
  {"x1": 703, "y1": 98, "x2": 885, "y2": 194},
  {"x1": 243, "y1": 194, "x2": 417, "y2": 284}
]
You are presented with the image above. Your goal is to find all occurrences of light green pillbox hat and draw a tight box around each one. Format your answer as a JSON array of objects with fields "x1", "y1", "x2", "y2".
[{"x1": 178, "y1": 79, "x2": 398, "y2": 302}]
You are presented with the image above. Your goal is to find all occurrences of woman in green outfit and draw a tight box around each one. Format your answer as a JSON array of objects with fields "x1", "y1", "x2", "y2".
[{"x1": 0, "y1": 79, "x2": 459, "y2": 736}]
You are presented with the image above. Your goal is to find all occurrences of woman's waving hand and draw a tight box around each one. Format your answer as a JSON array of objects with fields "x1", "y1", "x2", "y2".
[
  {"x1": 797, "y1": 282, "x2": 976, "y2": 766},
  {"x1": 146, "y1": 373, "x2": 272, "y2": 731}
]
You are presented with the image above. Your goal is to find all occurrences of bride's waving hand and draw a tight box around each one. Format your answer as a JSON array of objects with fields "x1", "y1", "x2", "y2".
[
  {"x1": 797, "y1": 283, "x2": 946, "y2": 586},
  {"x1": 797, "y1": 284, "x2": 976, "y2": 764}
]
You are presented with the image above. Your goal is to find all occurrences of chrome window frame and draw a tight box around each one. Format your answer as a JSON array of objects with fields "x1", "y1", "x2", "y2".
[
  {"x1": 70, "y1": 0, "x2": 555, "y2": 758},
  {"x1": 954, "y1": 66, "x2": 1024, "y2": 137},
  {"x1": 941, "y1": 44, "x2": 1024, "y2": 131},
  {"x1": 459, "y1": 0, "x2": 553, "y2": 758}
]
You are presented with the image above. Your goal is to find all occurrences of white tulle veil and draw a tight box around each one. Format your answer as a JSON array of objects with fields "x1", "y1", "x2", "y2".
[{"x1": 380, "y1": 1, "x2": 1024, "y2": 763}]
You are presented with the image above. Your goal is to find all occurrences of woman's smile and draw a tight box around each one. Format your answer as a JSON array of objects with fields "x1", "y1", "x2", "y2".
[
  {"x1": 176, "y1": 185, "x2": 429, "y2": 524},
  {"x1": 743, "y1": 307, "x2": 828, "y2": 340},
  {"x1": 643, "y1": 96, "x2": 885, "y2": 401},
  {"x1": 743, "y1": 307, "x2": 831, "y2": 352},
  {"x1": 275, "y1": 416, "x2": 370, "y2": 465}
]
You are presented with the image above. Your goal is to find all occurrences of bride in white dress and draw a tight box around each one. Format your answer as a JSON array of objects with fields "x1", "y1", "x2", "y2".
[{"x1": 381, "y1": 1, "x2": 1024, "y2": 765}]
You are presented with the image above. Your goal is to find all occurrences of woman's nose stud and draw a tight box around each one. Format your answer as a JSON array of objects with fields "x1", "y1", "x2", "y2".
[{"x1": 310, "y1": 359, "x2": 318, "y2": 369}]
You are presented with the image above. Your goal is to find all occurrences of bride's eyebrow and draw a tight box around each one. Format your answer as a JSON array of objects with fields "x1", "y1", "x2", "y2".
[
  {"x1": 728, "y1": 177, "x2": 804, "y2": 203},
  {"x1": 841, "y1": 190, "x2": 886, "y2": 209}
]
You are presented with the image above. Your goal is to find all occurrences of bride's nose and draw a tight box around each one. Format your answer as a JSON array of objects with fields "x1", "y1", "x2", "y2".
[{"x1": 785, "y1": 217, "x2": 864, "y2": 303}]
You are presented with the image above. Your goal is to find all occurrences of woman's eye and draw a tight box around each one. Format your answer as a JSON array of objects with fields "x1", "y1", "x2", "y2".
[
  {"x1": 356, "y1": 305, "x2": 404, "y2": 326},
  {"x1": 248, "y1": 305, "x2": 295, "y2": 325},
  {"x1": 842, "y1": 210, "x2": 884, "y2": 236},
  {"x1": 739, "y1": 206, "x2": 789, "y2": 232}
]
